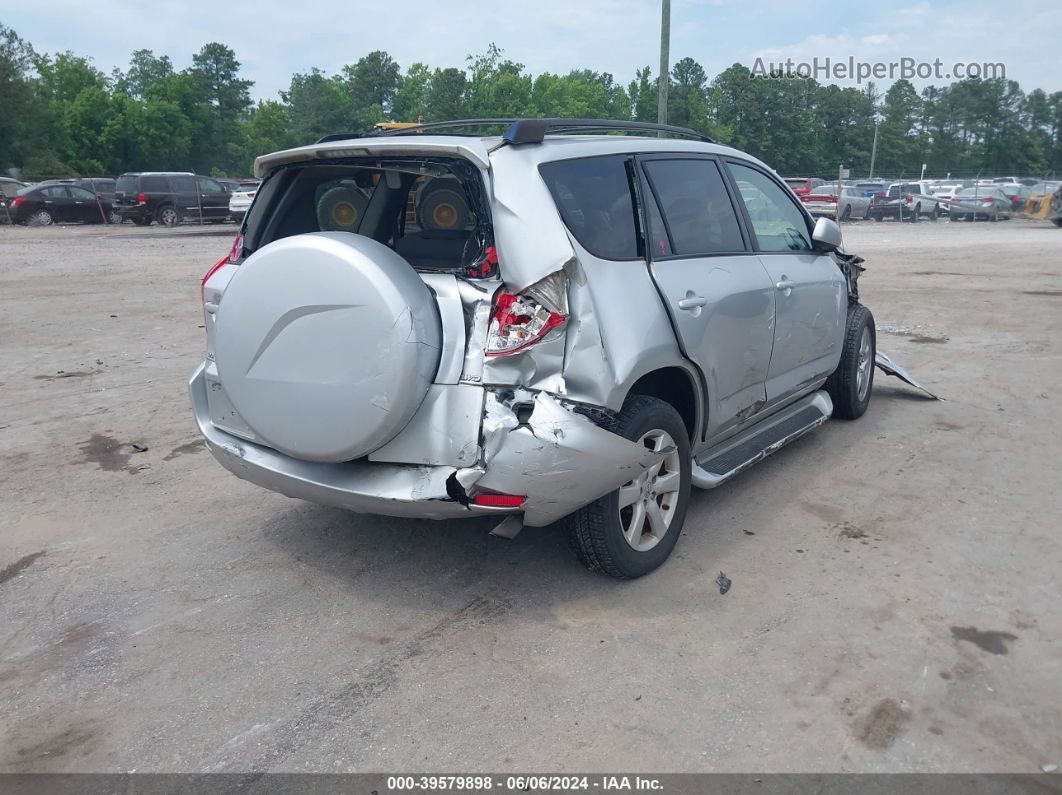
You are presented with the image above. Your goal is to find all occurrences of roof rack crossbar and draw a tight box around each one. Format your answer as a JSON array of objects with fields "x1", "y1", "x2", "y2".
[{"x1": 314, "y1": 119, "x2": 715, "y2": 146}]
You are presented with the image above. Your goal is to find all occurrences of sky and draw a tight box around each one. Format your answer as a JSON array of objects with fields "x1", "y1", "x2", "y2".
[{"x1": 4, "y1": 0, "x2": 1060, "y2": 100}]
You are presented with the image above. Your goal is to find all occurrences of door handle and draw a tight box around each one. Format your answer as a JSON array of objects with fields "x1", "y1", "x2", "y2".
[
  {"x1": 678, "y1": 295, "x2": 707, "y2": 310},
  {"x1": 775, "y1": 277, "x2": 795, "y2": 295}
]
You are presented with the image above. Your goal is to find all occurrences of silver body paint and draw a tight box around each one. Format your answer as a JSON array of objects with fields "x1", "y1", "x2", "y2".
[{"x1": 194, "y1": 133, "x2": 934, "y2": 526}]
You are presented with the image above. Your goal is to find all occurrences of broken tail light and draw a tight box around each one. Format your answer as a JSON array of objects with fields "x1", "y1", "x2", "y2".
[{"x1": 485, "y1": 271, "x2": 567, "y2": 357}]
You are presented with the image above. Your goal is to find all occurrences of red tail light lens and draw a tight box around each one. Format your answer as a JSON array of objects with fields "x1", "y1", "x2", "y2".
[
  {"x1": 485, "y1": 291, "x2": 566, "y2": 356},
  {"x1": 136, "y1": 192, "x2": 146, "y2": 204},
  {"x1": 472, "y1": 493, "x2": 526, "y2": 507},
  {"x1": 227, "y1": 232, "x2": 244, "y2": 264},
  {"x1": 12, "y1": 197, "x2": 26, "y2": 207}
]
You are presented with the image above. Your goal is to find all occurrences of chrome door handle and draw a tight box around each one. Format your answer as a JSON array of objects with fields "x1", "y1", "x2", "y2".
[
  {"x1": 678, "y1": 295, "x2": 707, "y2": 310},
  {"x1": 775, "y1": 277, "x2": 795, "y2": 295}
]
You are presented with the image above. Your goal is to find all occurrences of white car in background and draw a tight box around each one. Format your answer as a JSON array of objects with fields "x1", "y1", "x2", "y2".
[
  {"x1": 228, "y1": 181, "x2": 261, "y2": 222},
  {"x1": 799, "y1": 184, "x2": 872, "y2": 220}
]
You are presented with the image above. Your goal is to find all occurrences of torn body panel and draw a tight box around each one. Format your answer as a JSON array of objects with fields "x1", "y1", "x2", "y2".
[
  {"x1": 476, "y1": 392, "x2": 672, "y2": 527},
  {"x1": 875, "y1": 351, "x2": 941, "y2": 400}
]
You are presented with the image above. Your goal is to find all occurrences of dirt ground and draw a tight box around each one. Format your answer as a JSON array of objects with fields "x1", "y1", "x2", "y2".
[{"x1": 1, "y1": 218, "x2": 1060, "y2": 773}]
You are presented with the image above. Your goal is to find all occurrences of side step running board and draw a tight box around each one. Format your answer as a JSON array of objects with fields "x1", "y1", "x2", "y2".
[{"x1": 691, "y1": 390, "x2": 833, "y2": 490}]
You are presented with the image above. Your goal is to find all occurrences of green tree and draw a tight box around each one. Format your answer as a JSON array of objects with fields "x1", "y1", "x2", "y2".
[
  {"x1": 392, "y1": 62, "x2": 431, "y2": 122},
  {"x1": 189, "y1": 43, "x2": 253, "y2": 172},
  {"x1": 342, "y1": 50, "x2": 401, "y2": 124},
  {"x1": 0, "y1": 23, "x2": 36, "y2": 171},
  {"x1": 283, "y1": 68, "x2": 350, "y2": 142},
  {"x1": 465, "y1": 44, "x2": 531, "y2": 118},
  {"x1": 115, "y1": 49, "x2": 174, "y2": 99},
  {"x1": 425, "y1": 67, "x2": 466, "y2": 120},
  {"x1": 668, "y1": 57, "x2": 708, "y2": 130},
  {"x1": 628, "y1": 66, "x2": 656, "y2": 122}
]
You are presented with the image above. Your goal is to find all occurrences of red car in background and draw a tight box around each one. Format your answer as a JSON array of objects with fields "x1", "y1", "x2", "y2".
[{"x1": 784, "y1": 177, "x2": 826, "y2": 196}]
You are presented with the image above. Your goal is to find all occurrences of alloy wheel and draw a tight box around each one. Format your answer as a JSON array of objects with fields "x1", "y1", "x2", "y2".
[{"x1": 617, "y1": 429, "x2": 682, "y2": 552}]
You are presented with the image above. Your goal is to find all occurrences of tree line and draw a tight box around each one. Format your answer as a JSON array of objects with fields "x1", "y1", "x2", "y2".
[{"x1": 2, "y1": 22, "x2": 1061, "y2": 181}]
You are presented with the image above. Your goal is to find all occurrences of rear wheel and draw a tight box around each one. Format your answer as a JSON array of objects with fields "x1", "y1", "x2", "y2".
[
  {"x1": 567, "y1": 396, "x2": 691, "y2": 579},
  {"x1": 156, "y1": 205, "x2": 179, "y2": 227},
  {"x1": 826, "y1": 304, "x2": 875, "y2": 420},
  {"x1": 840, "y1": 204, "x2": 852, "y2": 222},
  {"x1": 30, "y1": 209, "x2": 53, "y2": 226}
]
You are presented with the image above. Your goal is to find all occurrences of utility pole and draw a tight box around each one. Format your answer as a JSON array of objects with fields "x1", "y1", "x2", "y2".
[
  {"x1": 657, "y1": 0, "x2": 670, "y2": 126},
  {"x1": 869, "y1": 122, "x2": 879, "y2": 179}
]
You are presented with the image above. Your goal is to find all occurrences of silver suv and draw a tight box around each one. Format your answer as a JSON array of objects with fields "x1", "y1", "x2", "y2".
[{"x1": 190, "y1": 119, "x2": 882, "y2": 579}]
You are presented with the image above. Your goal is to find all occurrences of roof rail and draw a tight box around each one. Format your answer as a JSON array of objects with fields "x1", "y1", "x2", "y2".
[{"x1": 315, "y1": 118, "x2": 715, "y2": 146}]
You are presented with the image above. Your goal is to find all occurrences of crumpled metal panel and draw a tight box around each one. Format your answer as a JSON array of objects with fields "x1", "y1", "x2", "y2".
[
  {"x1": 369, "y1": 384, "x2": 484, "y2": 467},
  {"x1": 489, "y1": 146, "x2": 576, "y2": 292},
  {"x1": 476, "y1": 392, "x2": 672, "y2": 527},
  {"x1": 875, "y1": 351, "x2": 942, "y2": 400}
]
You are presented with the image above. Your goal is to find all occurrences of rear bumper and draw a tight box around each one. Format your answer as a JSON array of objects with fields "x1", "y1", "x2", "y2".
[{"x1": 189, "y1": 364, "x2": 667, "y2": 526}]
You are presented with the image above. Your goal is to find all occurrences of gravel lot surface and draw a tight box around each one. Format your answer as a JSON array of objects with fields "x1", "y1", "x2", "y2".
[{"x1": 1, "y1": 218, "x2": 1060, "y2": 773}]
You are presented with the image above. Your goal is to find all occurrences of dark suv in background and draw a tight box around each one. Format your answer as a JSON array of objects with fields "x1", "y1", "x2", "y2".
[{"x1": 113, "y1": 172, "x2": 231, "y2": 226}]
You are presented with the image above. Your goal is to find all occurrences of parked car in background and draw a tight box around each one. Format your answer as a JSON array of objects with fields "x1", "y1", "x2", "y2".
[
  {"x1": 228, "y1": 181, "x2": 261, "y2": 222},
  {"x1": 951, "y1": 187, "x2": 1013, "y2": 221},
  {"x1": 994, "y1": 183, "x2": 1032, "y2": 211},
  {"x1": 113, "y1": 172, "x2": 231, "y2": 226},
  {"x1": 783, "y1": 177, "x2": 826, "y2": 196},
  {"x1": 7, "y1": 183, "x2": 113, "y2": 225},
  {"x1": 800, "y1": 185, "x2": 872, "y2": 220},
  {"x1": 852, "y1": 181, "x2": 887, "y2": 199},
  {"x1": 217, "y1": 178, "x2": 243, "y2": 194},
  {"x1": 868, "y1": 181, "x2": 941, "y2": 221},
  {"x1": 0, "y1": 177, "x2": 30, "y2": 223},
  {"x1": 37, "y1": 178, "x2": 118, "y2": 221}
]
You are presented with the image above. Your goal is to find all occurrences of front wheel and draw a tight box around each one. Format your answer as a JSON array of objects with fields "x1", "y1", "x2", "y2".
[
  {"x1": 840, "y1": 204, "x2": 852, "y2": 222},
  {"x1": 567, "y1": 395, "x2": 691, "y2": 579},
  {"x1": 826, "y1": 304, "x2": 875, "y2": 420}
]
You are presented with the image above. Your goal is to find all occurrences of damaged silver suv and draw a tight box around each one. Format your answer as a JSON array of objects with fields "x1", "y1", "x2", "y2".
[{"x1": 190, "y1": 118, "x2": 899, "y2": 579}]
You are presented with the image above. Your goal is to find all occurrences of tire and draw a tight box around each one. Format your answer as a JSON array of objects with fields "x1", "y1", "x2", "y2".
[
  {"x1": 132, "y1": 216, "x2": 152, "y2": 226},
  {"x1": 567, "y1": 395, "x2": 692, "y2": 579},
  {"x1": 840, "y1": 204, "x2": 852, "y2": 222},
  {"x1": 863, "y1": 205, "x2": 872, "y2": 220},
  {"x1": 873, "y1": 214, "x2": 883, "y2": 222},
  {"x1": 417, "y1": 187, "x2": 469, "y2": 231},
  {"x1": 156, "y1": 205, "x2": 179, "y2": 227},
  {"x1": 316, "y1": 186, "x2": 368, "y2": 232},
  {"x1": 909, "y1": 203, "x2": 921, "y2": 222},
  {"x1": 826, "y1": 304, "x2": 875, "y2": 421},
  {"x1": 30, "y1": 209, "x2": 53, "y2": 226},
  {"x1": 108, "y1": 211, "x2": 122, "y2": 225}
]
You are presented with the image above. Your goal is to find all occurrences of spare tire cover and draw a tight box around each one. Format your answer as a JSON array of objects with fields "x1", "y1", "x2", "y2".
[{"x1": 214, "y1": 232, "x2": 441, "y2": 462}]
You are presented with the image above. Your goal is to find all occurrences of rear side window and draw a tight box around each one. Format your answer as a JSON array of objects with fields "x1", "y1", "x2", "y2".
[
  {"x1": 172, "y1": 176, "x2": 196, "y2": 193},
  {"x1": 198, "y1": 177, "x2": 223, "y2": 193},
  {"x1": 643, "y1": 159, "x2": 744, "y2": 256},
  {"x1": 141, "y1": 176, "x2": 170, "y2": 192},
  {"x1": 727, "y1": 163, "x2": 812, "y2": 252},
  {"x1": 116, "y1": 175, "x2": 137, "y2": 193},
  {"x1": 42, "y1": 186, "x2": 69, "y2": 198},
  {"x1": 539, "y1": 155, "x2": 638, "y2": 260}
]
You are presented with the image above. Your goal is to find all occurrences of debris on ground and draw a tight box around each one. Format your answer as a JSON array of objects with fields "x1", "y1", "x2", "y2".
[
  {"x1": 716, "y1": 572, "x2": 731, "y2": 595},
  {"x1": 1041, "y1": 764, "x2": 1058, "y2": 774},
  {"x1": 131, "y1": 443, "x2": 149, "y2": 453}
]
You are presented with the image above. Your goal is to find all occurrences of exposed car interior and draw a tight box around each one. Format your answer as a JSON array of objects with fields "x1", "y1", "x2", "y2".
[{"x1": 243, "y1": 158, "x2": 491, "y2": 274}]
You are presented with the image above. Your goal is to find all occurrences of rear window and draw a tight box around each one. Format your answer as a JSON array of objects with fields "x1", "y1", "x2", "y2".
[
  {"x1": 539, "y1": 155, "x2": 638, "y2": 260},
  {"x1": 141, "y1": 176, "x2": 170, "y2": 192},
  {"x1": 116, "y1": 175, "x2": 137, "y2": 193},
  {"x1": 642, "y1": 159, "x2": 745, "y2": 256},
  {"x1": 810, "y1": 186, "x2": 838, "y2": 196},
  {"x1": 784, "y1": 179, "x2": 808, "y2": 189},
  {"x1": 244, "y1": 159, "x2": 489, "y2": 273}
]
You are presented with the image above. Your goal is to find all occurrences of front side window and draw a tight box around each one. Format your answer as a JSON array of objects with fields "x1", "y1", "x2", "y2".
[
  {"x1": 539, "y1": 155, "x2": 638, "y2": 260},
  {"x1": 727, "y1": 163, "x2": 812, "y2": 252},
  {"x1": 643, "y1": 159, "x2": 744, "y2": 256},
  {"x1": 69, "y1": 186, "x2": 96, "y2": 200},
  {"x1": 42, "y1": 186, "x2": 69, "y2": 199}
]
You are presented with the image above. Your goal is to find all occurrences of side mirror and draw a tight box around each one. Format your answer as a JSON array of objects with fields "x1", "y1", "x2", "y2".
[{"x1": 812, "y1": 217, "x2": 843, "y2": 252}]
